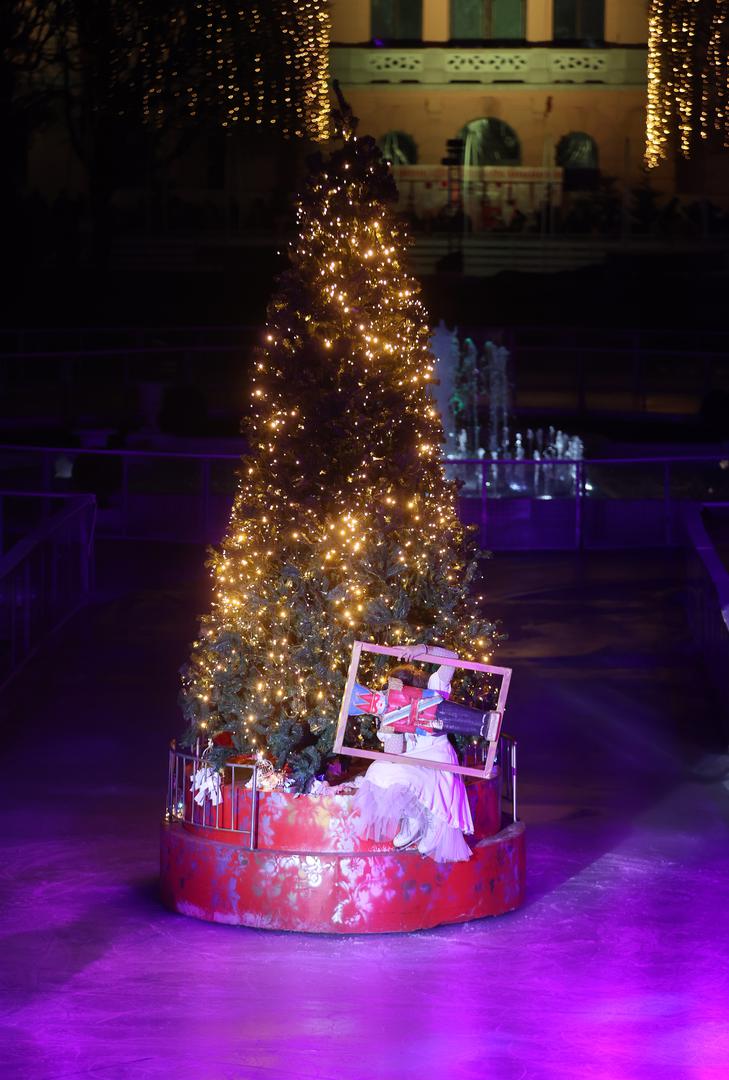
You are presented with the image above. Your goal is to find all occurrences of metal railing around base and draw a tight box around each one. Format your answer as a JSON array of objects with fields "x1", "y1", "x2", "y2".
[
  {"x1": 165, "y1": 743, "x2": 260, "y2": 848},
  {"x1": 165, "y1": 734, "x2": 518, "y2": 850},
  {"x1": 466, "y1": 733, "x2": 518, "y2": 823}
]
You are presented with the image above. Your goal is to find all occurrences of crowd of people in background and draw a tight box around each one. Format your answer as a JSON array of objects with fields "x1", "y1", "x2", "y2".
[
  {"x1": 12, "y1": 183, "x2": 729, "y2": 271},
  {"x1": 403, "y1": 187, "x2": 729, "y2": 239}
]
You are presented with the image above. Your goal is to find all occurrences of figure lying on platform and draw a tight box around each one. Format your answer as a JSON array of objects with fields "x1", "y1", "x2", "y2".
[
  {"x1": 350, "y1": 645, "x2": 475, "y2": 863},
  {"x1": 349, "y1": 674, "x2": 500, "y2": 738}
]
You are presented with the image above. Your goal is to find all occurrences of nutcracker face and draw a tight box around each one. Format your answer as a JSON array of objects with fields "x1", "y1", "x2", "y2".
[{"x1": 333, "y1": 641, "x2": 512, "y2": 780}]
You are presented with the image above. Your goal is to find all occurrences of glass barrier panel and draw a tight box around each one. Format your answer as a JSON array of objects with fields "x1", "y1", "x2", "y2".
[
  {"x1": 670, "y1": 461, "x2": 729, "y2": 502},
  {"x1": 124, "y1": 456, "x2": 204, "y2": 541}
]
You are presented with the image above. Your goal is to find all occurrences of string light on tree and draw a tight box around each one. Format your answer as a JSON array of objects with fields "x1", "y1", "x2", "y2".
[
  {"x1": 646, "y1": 0, "x2": 729, "y2": 168},
  {"x1": 180, "y1": 95, "x2": 500, "y2": 791}
]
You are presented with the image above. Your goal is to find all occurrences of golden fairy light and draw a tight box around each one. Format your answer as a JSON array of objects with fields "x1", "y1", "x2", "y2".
[{"x1": 646, "y1": 0, "x2": 729, "y2": 168}]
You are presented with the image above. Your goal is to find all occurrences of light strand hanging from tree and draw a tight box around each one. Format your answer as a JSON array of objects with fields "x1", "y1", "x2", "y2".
[{"x1": 646, "y1": 0, "x2": 729, "y2": 168}]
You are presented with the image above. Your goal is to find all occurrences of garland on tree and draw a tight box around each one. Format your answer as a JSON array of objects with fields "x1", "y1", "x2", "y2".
[{"x1": 180, "y1": 99, "x2": 501, "y2": 790}]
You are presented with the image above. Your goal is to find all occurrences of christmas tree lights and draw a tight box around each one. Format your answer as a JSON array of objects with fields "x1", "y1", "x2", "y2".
[
  {"x1": 180, "y1": 105, "x2": 499, "y2": 789},
  {"x1": 646, "y1": 0, "x2": 729, "y2": 168}
]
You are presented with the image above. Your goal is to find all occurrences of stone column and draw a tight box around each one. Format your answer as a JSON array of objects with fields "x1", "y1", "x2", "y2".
[
  {"x1": 423, "y1": 0, "x2": 449, "y2": 41},
  {"x1": 605, "y1": 0, "x2": 648, "y2": 44},
  {"x1": 330, "y1": 0, "x2": 370, "y2": 43},
  {"x1": 526, "y1": 0, "x2": 554, "y2": 42}
]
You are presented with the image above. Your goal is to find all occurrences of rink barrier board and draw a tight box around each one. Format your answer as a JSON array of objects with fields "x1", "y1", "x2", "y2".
[{"x1": 160, "y1": 818, "x2": 526, "y2": 933}]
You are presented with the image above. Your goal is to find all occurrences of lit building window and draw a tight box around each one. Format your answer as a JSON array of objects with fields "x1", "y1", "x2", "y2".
[
  {"x1": 378, "y1": 131, "x2": 418, "y2": 164},
  {"x1": 451, "y1": 0, "x2": 526, "y2": 41},
  {"x1": 371, "y1": 0, "x2": 423, "y2": 43},
  {"x1": 458, "y1": 118, "x2": 521, "y2": 165},
  {"x1": 556, "y1": 131, "x2": 599, "y2": 169},
  {"x1": 553, "y1": 0, "x2": 605, "y2": 46}
]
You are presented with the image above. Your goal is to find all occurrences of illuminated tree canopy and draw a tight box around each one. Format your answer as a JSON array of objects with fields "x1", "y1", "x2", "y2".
[{"x1": 180, "y1": 108, "x2": 499, "y2": 789}]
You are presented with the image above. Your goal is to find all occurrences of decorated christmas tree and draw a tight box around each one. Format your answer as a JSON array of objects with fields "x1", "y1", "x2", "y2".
[{"x1": 180, "y1": 101, "x2": 499, "y2": 790}]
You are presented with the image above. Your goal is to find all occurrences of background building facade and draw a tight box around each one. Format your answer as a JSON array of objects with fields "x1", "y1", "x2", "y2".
[{"x1": 330, "y1": 0, "x2": 652, "y2": 226}]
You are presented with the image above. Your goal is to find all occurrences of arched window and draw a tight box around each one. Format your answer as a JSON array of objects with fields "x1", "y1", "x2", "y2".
[
  {"x1": 458, "y1": 118, "x2": 521, "y2": 166},
  {"x1": 371, "y1": 0, "x2": 422, "y2": 42},
  {"x1": 556, "y1": 132, "x2": 599, "y2": 190},
  {"x1": 553, "y1": 0, "x2": 605, "y2": 45},
  {"x1": 378, "y1": 131, "x2": 418, "y2": 165},
  {"x1": 451, "y1": 0, "x2": 526, "y2": 41},
  {"x1": 556, "y1": 132, "x2": 599, "y2": 170}
]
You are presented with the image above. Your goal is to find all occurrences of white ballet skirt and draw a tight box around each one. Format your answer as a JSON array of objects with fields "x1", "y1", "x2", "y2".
[{"x1": 352, "y1": 672, "x2": 474, "y2": 863}]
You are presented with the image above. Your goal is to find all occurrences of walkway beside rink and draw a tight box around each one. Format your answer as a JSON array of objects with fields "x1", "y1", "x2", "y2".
[{"x1": 0, "y1": 542, "x2": 727, "y2": 1080}]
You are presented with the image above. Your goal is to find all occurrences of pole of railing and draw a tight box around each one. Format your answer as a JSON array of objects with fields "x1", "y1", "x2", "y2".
[
  {"x1": 633, "y1": 333, "x2": 643, "y2": 411},
  {"x1": 664, "y1": 461, "x2": 672, "y2": 546},
  {"x1": 480, "y1": 459, "x2": 488, "y2": 549},
  {"x1": 577, "y1": 352, "x2": 586, "y2": 416},
  {"x1": 511, "y1": 740, "x2": 518, "y2": 823},
  {"x1": 9, "y1": 571, "x2": 17, "y2": 669},
  {"x1": 176, "y1": 753, "x2": 182, "y2": 822},
  {"x1": 41, "y1": 452, "x2": 52, "y2": 502},
  {"x1": 192, "y1": 744, "x2": 199, "y2": 828},
  {"x1": 230, "y1": 764, "x2": 236, "y2": 832},
  {"x1": 167, "y1": 742, "x2": 176, "y2": 819},
  {"x1": 22, "y1": 558, "x2": 31, "y2": 657},
  {"x1": 121, "y1": 455, "x2": 129, "y2": 539},
  {"x1": 201, "y1": 458, "x2": 211, "y2": 543},
  {"x1": 575, "y1": 460, "x2": 583, "y2": 550},
  {"x1": 249, "y1": 765, "x2": 259, "y2": 849}
]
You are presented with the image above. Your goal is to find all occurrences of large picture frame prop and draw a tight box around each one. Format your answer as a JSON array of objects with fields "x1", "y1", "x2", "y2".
[{"x1": 333, "y1": 641, "x2": 512, "y2": 779}]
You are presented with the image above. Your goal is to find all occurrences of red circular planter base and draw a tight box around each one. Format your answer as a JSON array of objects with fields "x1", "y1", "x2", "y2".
[{"x1": 160, "y1": 780, "x2": 525, "y2": 933}]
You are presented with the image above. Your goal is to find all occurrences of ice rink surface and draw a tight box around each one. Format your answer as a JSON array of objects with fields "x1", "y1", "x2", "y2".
[{"x1": 1, "y1": 542, "x2": 727, "y2": 1080}]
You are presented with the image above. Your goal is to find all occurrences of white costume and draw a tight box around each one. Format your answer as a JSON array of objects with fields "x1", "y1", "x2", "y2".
[{"x1": 353, "y1": 661, "x2": 474, "y2": 863}]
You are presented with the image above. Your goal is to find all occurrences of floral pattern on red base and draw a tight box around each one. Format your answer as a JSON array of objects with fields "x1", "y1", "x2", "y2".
[{"x1": 160, "y1": 817, "x2": 525, "y2": 933}]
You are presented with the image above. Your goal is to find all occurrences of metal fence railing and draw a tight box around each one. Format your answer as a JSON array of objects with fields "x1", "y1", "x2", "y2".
[
  {"x1": 683, "y1": 504, "x2": 729, "y2": 744},
  {"x1": 445, "y1": 456, "x2": 729, "y2": 551},
  {"x1": 165, "y1": 732, "x2": 518, "y2": 846},
  {"x1": 0, "y1": 444, "x2": 238, "y2": 544},
  {"x1": 2, "y1": 445, "x2": 729, "y2": 550},
  {"x1": 466, "y1": 732, "x2": 518, "y2": 823},
  {"x1": 4, "y1": 323, "x2": 728, "y2": 358},
  {"x1": 166, "y1": 742, "x2": 260, "y2": 847},
  {"x1": 0, "y1": 492, "x2": 96, "y2": 688},
  {"x1": 2, "y1": 323, "x2": 728, "y2": 426}
]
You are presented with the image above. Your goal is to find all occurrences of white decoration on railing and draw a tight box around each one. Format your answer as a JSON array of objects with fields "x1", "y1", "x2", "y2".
[
  {"x1": 445, "y1": 52, "x2": 529, "y2": 74},
  {"x1": 191, "y1": 766, "x2": 222, "y2": 806},
  {"x1": 365, "y1": 52, "x2": 423, "y2": 73}
]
